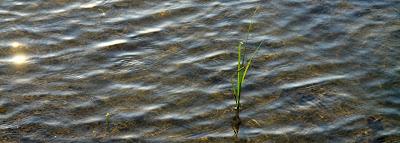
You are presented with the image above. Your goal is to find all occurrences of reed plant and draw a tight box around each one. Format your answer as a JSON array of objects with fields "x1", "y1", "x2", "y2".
[
  {"x1": 105, "y1": 112, "x2": 111, "y2": 129},
  {"x1": 231, "y1": 8, "x2": 261, "y2": 110}
]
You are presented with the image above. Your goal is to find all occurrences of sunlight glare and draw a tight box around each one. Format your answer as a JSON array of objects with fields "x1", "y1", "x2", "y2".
[
  {"x1": 10, "y1": 42, "x2": 23, "y2": 48},
  {"x1": 11, "y1": 54, "x2": 28, "y2": 65}
]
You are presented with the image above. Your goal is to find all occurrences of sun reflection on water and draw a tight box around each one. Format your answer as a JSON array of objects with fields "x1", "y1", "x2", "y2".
[
  {"x1": 11, "y1": 54, "x2": 28, "y2": 65},
  {"x1": 10, "y1": 41, "x2": 24, "y2": 48},
  {"x1": 7, "y1": 42, "x2": 29, "y2": 65}
]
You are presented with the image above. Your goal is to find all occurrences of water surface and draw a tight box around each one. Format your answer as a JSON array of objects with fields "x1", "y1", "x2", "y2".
[{"x1": 0, "y1": 0, "x2": 399, "y2": 142}]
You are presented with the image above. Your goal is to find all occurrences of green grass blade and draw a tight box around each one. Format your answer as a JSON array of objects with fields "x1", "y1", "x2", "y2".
[
  {"x1": 241, "y1": 42, "x2": 262, "y2": 84},
  {"x1": 242, "y1": 7, "x2": 259, "y2": 65},
  {"x1": 237, "y1": 42, "x2": 243, "y2": 100},
  {"x1": 231, "y1": 7, "x2": 261, "y2": 110},
  {"x1": 237, "y1": 42, "x2": 243, "y2": 70}
]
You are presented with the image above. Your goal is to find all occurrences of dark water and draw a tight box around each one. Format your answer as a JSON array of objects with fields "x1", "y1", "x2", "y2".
[{"x1": 0, "y1": 0, "x2": 399, "y2": 142}]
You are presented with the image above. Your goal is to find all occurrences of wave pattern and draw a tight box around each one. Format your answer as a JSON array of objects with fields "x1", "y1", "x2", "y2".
[{"x1": 0, "y1": 0, "x2": 399, "y2": 142}]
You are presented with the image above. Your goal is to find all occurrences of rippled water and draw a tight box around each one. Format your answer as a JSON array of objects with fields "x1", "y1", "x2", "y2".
[{"x1": 0, "y1": 0, "x2": 399, "y2": 142}]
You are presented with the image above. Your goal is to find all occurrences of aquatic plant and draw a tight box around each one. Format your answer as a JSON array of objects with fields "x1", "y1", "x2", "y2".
[
  {"x1": 231, "y1": 8, "x2": 261, "y2": 110},
  {"x1": 105, "y1": 112, "x2": 111, "y2": 127}
]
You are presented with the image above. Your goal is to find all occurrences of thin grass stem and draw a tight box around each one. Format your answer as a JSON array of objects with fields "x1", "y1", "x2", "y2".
[{"x1": 231, "y1": 7, "x2": 261, "y2": 110}]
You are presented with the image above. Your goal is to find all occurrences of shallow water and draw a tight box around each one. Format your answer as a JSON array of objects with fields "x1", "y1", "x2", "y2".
[{"x1": 0, "y1": 0, "x2": 399, "y2": 142}]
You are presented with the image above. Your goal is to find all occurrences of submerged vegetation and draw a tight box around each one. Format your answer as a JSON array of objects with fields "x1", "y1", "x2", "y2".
[{"x1": 231, "y1": 8, "x2": 261, "y2": 110}]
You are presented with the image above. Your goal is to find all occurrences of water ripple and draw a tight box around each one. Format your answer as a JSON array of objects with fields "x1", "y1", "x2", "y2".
[
  {"x1": 0, "y1": 0, "x2": 399, "y2": 142},
  {"x1": 280, "y1": 74, "x2": 348, "y2": 89}
]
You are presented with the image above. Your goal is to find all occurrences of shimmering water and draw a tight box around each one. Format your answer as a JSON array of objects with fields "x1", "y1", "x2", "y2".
[{"x1": 0, "y1": 0, "x2": 399, "y2": 142}]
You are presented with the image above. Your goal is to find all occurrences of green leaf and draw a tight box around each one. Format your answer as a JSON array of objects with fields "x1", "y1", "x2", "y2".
[{"x1": 241, "y1": 42, "x2": 262, "y2": 84}]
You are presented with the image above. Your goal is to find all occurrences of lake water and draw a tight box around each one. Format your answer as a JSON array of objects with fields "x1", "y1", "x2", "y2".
[{"x1": 0, "y1": 0, "x2": 399, "y2": 142}]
